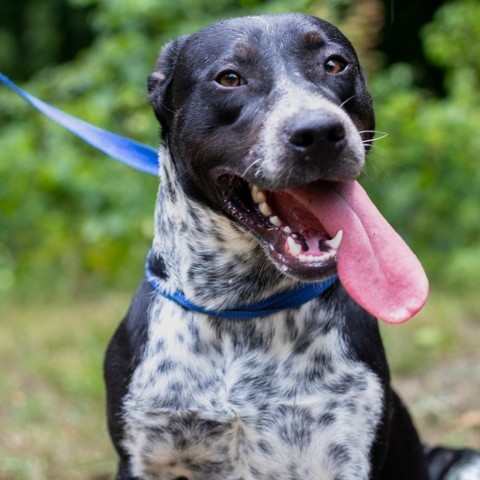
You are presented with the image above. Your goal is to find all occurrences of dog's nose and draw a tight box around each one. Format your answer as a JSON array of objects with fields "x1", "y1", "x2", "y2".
[{"x1": 288, "y1": 117, "x2": 346, "y2": 158}]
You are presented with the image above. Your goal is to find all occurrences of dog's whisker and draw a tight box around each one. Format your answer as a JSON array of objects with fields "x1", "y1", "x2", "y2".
[
  {"x1": 159, "y1": 102, "x2": 175, "y2": 114},
  {"x1": 241, "y1": 157, "x2": 263, "y2": 178},
  {"x1": 361, "y1": 131, "x2": 389, "y2": 148},
  {"x1": 362, "y1": 134, "x2": 389, "y2": 145},
  {"x1": 358, "y1": 130, "x2": 388, "y2": 139},
  {"x1": 339, "y1": 95, "x2": 357, "y2": 109}
]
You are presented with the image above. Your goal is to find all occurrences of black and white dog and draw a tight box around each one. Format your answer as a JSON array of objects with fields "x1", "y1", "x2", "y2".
[{"x1": 104, "y1": 14, "x2": 480, "y2": 480}]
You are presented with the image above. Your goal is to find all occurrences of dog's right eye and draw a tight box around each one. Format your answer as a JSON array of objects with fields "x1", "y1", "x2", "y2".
[
  {"x1": 216, "y1": 71, "x2": 246, "y2": 87},
  {"x1": 324, "y1": 56, "x2": 348, "y2": 74}
]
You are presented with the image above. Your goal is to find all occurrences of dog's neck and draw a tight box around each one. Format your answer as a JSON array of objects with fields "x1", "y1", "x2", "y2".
[{"x1": 151, "y1": 148, "x2": 297, "y2": 311}]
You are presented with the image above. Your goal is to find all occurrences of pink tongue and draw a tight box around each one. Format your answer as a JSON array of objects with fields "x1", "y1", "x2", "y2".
[{"x1": 288, "y1": 181, "x2": 429, "y2": 324}]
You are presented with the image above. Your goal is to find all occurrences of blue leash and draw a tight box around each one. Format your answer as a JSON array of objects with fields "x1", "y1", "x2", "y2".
[
  {"x1": 0, "y1": 72, "x2": 159, "y2": 175},
  {"x1": 0, "y1": 72, "x2": 338, "y2": 319}
]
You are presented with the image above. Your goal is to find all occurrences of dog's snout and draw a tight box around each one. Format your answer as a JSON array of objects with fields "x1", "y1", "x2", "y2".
[{"x1": 287, "y1": 117, "x2": 347, "y2": 158}]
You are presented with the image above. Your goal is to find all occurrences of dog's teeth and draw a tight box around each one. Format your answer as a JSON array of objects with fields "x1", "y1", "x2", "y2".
[
  {"x1": 299, "y1": 254, "x2": 314, "y2": 263},
  {"x1": 251, "y1": 184, "x2": 267, "y2": 203},
  {"x1": 287, "y1": 237, "x2": 302, "y2": 257},
  {"x1": 259, "y1": 202, "x2": 273, "y2": 217},
  {"x1": 283, "y1": 226, "x2": 292, "y2": 234},
  {"x1": 269, "y1": 216, "x2": 282, "y2": 227},
  {"x1": 298, "y1": 250, "x2": 336, "y2": 263},
  {"x1": 324, "y1": 230, "x2": 343, "y2": 250}
]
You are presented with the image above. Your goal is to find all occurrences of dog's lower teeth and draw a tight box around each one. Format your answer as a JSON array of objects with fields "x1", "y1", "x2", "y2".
[
  {"x1": 298, "y1": 251, "x2": 335, "y2": 263},
  {"x1": 324, "y1": 230, "x2": 343, "y2": 250},
  {"x1": 287, "y1": 237, "x2": 302, "y2": 257},
  {"x1": 248, "y1": 184, "x2": 340, "y2": 262}
]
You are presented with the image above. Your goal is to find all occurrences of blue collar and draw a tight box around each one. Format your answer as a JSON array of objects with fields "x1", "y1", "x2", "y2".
[
  {"x1": 146, "y1": 252, "x2": 338, "y2": 319},
  {"x1": 1, "y1": 72, "x2": 338, "y2": 319}
]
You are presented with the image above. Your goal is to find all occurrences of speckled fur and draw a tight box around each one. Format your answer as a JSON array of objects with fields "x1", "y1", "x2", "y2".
[
  {"x1": 104, "y1": 14, "x2": 480, "y2": 480},
  {"x1": 150, "y1": 147, "x2": 295, "y2": 311},
  {"x1": 121, "y1": 149, "x2": 383, "y2": 480}
]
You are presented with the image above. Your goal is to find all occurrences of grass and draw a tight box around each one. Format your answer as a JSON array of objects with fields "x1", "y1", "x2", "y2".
[
  {"x1": 0, "y1": 288, "x2": 479, "y2": 479},
  {"x1": 0, "y1": 294, "x2": 126, "y2": 480}
]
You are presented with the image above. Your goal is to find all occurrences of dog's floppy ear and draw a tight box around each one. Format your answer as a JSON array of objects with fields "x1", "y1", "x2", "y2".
[{"x1": 148, "y1": 35, "x2": 189, "y2": 124}]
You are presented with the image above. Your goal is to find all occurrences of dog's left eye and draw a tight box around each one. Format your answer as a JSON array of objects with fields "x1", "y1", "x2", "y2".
[
  {"x1": 325, "y1": 56, "x2": 348, "y2": 74},
  {"x1": 216, "y1": 71, "x2": 246, "y2": 87}
]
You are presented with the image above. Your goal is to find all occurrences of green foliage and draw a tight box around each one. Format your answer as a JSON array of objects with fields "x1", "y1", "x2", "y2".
[
  {"x1": 424, "y1": 0, "x2": 480, "y2": 100},
  {"x1": 0, "y1": 0, "x2": 479, "y2": 300},
  {"x1": 364, "y1": 0, "x2": 480, "y2": 290},
  {"x1": 0, "y1": 0, "x2": 94, "y2": 80}
]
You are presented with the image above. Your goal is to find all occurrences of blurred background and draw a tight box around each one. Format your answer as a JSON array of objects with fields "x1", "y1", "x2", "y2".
[{"x1": 0, "y1": 0, "x2": 479, "y2": 478}]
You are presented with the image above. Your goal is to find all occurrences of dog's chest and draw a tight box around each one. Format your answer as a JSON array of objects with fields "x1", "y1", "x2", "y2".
[{"x1": 123, "y1": 300, "x2": 383, "y2": 480}]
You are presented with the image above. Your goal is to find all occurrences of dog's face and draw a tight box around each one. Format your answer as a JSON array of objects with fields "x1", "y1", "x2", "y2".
[{"x1": 148, "y1": 14, "x2": 375, "y2": 281}]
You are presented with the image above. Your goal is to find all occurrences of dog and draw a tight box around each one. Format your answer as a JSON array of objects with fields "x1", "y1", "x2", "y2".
[{"x1": 104, "y1": 14, "x2": 480, "y2": 480}]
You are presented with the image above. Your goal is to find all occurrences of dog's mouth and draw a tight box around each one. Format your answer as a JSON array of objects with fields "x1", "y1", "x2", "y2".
[
  {"x1": 216, "y1": 174, "x2": 429, "y2": 324},
  {"x1": 217, "y1": 175, "x2": 340, "y2": 279}
]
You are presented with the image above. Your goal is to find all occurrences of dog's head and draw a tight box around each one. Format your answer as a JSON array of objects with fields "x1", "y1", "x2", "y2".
[
  {"x1": 149, "y1": 14, "x2": 373, "y2": 279},
  {"x1": 148, "y1": 14, "x2": 428, "y2": 323}
]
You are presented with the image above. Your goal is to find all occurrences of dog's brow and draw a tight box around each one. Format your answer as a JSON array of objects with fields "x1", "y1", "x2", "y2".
[
  {"x1": 234, "y1": 42, "x2": 258, "y2": 62},
  {"x1": 304, "y1": 30, "x2": 324, "y2": 49}
]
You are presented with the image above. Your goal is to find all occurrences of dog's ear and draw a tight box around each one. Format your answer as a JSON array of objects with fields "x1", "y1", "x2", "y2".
[{"x1": 148, "y1": 35, "x2": 189, "y2": 124}]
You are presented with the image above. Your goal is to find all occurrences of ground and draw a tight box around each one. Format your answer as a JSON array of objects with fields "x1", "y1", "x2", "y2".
[
  {"x1": 0, "y1": 289, "x2": 478, "y2": 480},
  {"x1": 396, "y1": 356, "x2": 480, "y2": 449}
]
